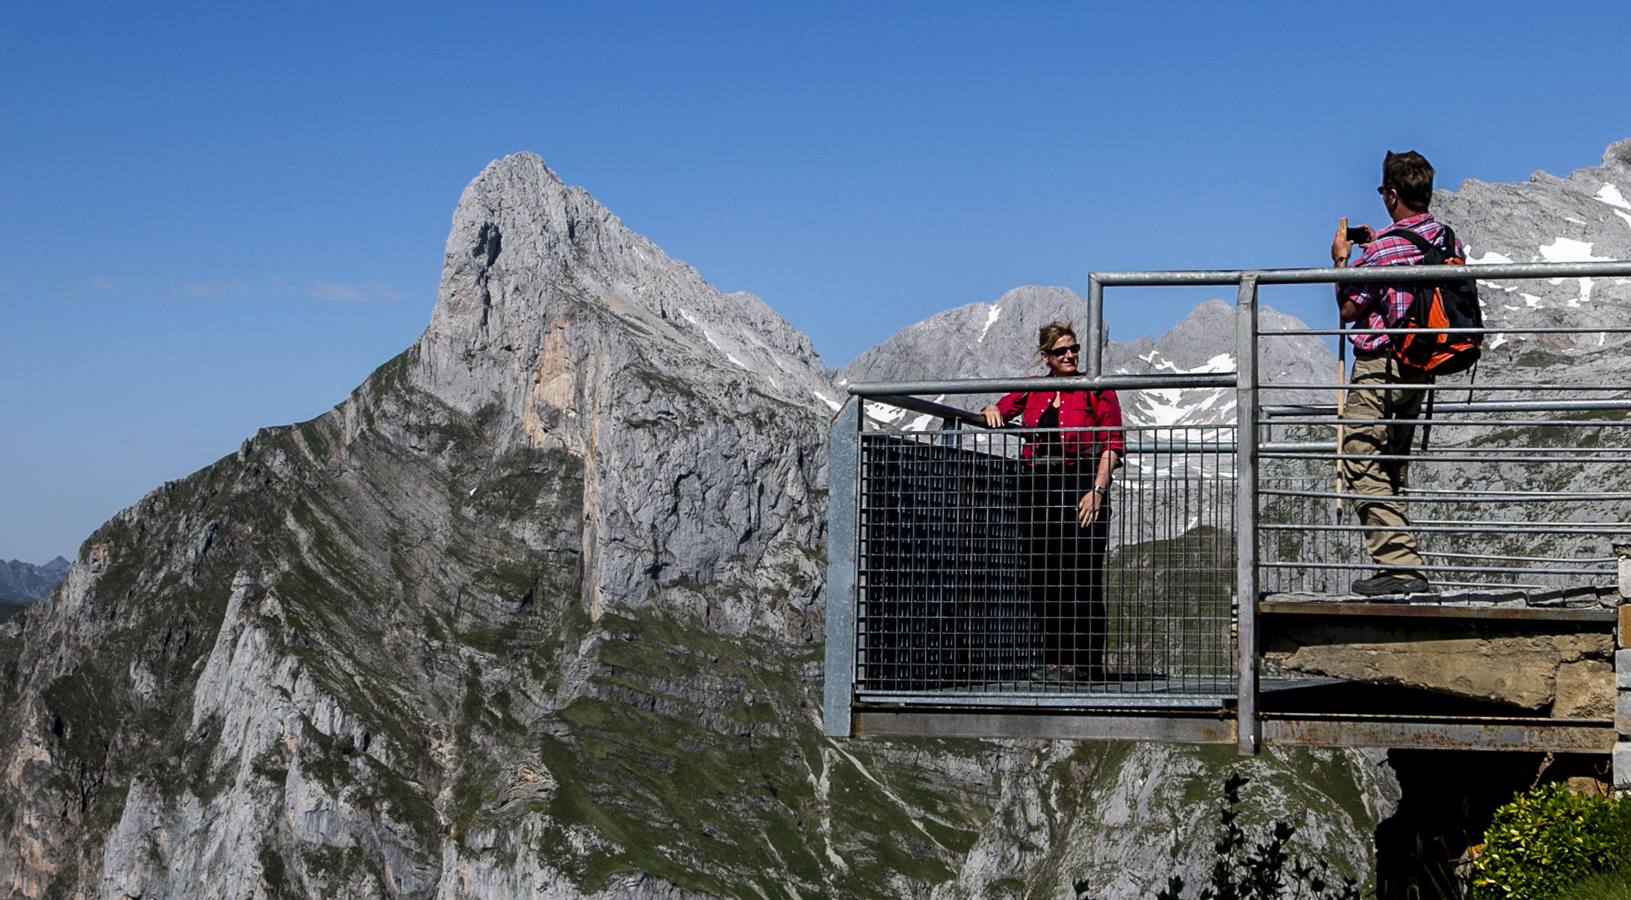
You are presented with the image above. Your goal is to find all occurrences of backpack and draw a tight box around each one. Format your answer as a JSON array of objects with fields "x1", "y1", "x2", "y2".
[{"x1": 1385, "y1": 224, "x2": 1484, "y2": 376}]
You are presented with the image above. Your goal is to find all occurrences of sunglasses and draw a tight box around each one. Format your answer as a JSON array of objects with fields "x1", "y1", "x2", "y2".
[
  {"x1": 1045, "y1": 343, "x2": 1082, "y2": 358},
  {"x1": 1376, "y1": 184, "x2": 1394, "y2": 195}
]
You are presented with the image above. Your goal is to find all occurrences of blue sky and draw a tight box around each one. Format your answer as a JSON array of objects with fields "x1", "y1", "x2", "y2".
[{"x1": 3, "y1": 2, "x2": 1627, "y2": 562}]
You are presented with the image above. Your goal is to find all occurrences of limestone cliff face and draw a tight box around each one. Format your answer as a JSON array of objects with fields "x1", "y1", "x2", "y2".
[
  {"x1": 0, "y1": 155, "x2": 1393, "y2": 899},
  {"x1": 409, "y1": 153, "x2": 834, "y2": 637}
]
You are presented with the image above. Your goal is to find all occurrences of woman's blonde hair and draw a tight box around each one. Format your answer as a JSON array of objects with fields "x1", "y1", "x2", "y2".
[{"x1": 1037, "y1": 321, "x2": 1076, "y2": 355}]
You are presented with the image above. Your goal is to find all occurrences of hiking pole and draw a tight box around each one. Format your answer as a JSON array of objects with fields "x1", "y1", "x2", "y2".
[
  {"x1": 1335, "y1": 333, "x2": 1347, "y2": 525},
  {"x1": 1420, "y1": 379, "x2": 1436, "y2": 452}
]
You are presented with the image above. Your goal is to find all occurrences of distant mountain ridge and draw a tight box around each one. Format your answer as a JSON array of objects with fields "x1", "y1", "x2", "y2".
[
  {"x1": 839, "y1": 286, "x2": 1334, "y2": 430},
  {"x1": 0, "y1": 556, "x2": 69, "y2": 609}
]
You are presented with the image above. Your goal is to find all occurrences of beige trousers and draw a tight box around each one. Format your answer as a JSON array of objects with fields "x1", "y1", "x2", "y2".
[{"x1": 1340, "y1": 354, "x2": 1429, "y2": 571}]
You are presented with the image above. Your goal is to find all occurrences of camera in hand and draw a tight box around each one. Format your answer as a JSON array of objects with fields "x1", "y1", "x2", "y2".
[{"x1": 1345, "y1": 225, "x2": 1374, "y2": 243}]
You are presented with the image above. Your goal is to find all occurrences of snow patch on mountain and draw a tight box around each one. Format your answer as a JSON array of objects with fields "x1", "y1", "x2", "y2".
[
  {"x1": 1539, "y1": 238, "x2": 1610, "y2": 263},
  {"x1": 977, "y1": 303, "x2": 1002, "y2": 343},
  {"x1": 1595, "y1": 184, "x2": 1630, "y2": 210},
  {"x1": 1120, "y1": 349, "x2": 1239, "y2": 426}
]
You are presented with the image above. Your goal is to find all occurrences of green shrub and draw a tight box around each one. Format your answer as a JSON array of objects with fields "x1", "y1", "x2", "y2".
[{"x1": 1468, "y1": 783, "x2": 1631, "y2": 899}]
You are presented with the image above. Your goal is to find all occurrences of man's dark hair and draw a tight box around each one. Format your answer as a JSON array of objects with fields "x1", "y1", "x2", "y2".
[{"x1": 1382, "y1": 150, "x2": 1434, "y2": 211}]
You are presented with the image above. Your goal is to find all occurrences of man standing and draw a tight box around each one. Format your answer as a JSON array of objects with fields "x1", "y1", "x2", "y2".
[{"x1": 1329, "y1": 150, "x2": 1456, "y2": 596}]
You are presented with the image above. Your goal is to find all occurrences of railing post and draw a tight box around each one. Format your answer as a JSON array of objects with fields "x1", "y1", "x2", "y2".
[
  {"x1": 823, "y1": 397, "x2": 862, "y2": 737},
  {"x1": 1616, "y1": 544, "x2": 1631, "y2": 791},
  {"x1": 1235, "y1": 275, "x2": 1260, "y2": 755},
  {"x1": 1087, "y1": 275, "x2": 1105, "y2": 377}
]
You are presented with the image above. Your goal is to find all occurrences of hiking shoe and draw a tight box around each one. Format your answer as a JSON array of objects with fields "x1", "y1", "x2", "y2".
[{"x1": 1350, "y1": 572, "x2": 1432, "y2": 597}]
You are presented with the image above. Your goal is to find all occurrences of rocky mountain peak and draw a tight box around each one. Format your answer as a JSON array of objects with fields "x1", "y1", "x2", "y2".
[
  {"x1": 418, "y1": 153, "x2": 832, "y2": 433},
  {"x1": 1432, "y1": 137, "x2": 1630, "y2": 362},
  {"x1": 838, "y1": 284, "x2": 1086, "y2": 386},
  {"x1": 1603, "y1": 138, "x2": 1631, "y2": 169}
]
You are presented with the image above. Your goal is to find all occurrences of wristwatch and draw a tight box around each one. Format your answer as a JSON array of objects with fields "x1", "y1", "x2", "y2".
[{"x1": 1091, "y1": 485, "x2": 1108, "y2": 496}]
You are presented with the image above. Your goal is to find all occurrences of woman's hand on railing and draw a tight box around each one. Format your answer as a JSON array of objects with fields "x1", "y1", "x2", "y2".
[
  {"x1": 1077, "y1": 490, "x2": 1104, "y2": 527},
  {"x1": 980, "y1": 405, "x2": 1006, "y2": 428}
]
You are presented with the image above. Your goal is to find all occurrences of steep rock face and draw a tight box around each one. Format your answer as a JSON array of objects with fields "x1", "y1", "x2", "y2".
[
  {"x1": 0, "y1": 155, "x2": 1394, "y2": 900},
  {"x1": 410, "y1": 154, "x2": 835, "y2": 635}
]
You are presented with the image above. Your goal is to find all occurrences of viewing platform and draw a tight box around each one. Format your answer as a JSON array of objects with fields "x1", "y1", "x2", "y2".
[{"x1": 822, "y1": 259, "x2": 1631, "y2": 783}]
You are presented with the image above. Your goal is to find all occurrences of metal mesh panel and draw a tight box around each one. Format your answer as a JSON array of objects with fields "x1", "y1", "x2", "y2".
[{"x1": 855, "y1": 422, "x2": 1236, "y2": 703}]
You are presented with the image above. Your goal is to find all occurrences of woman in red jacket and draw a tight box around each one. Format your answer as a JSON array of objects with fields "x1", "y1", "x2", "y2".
[{"x1": 981, "y1": 321, "x2": 1124, "y2": 683}]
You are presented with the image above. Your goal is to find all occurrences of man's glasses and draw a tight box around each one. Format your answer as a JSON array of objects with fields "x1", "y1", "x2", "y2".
[
  {"x1": 1045, "y1": 343, "x2": 1082, "y2": 358},
  {"x1": 1376, "y1": 184, "x2": 1393, "y2": 195}
]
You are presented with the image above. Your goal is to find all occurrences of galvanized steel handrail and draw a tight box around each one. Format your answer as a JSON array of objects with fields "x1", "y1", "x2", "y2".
[
  {"x1": 1263, "y1": 400, "x2": 1631, "y2": 415},
  {"x1": 826, "y1": 256, "x2": 1631, "y2": 751},
  {"x1": 1091, "y1": 260, "x2": 1631, "y2": 287},
  {"x1": 864, "y1": 392, "x2": 986, "y2": 426},
  {"x1": 848, "y1": 372, "x2": 1235, "y2": 397}
]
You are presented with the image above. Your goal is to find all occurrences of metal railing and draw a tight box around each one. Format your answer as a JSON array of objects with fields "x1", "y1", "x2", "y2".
[
  {"x1": 823, "y1": 259, "x2": 1631, "y2": 750},
  {"x1": 853, "y1": 422, "x2": 1237, "y2": 705}
]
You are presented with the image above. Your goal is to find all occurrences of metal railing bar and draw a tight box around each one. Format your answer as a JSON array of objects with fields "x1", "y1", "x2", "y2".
[
  {"x1": 865, "y1": 425, "x2": 1232, "y2": 439},
  {"x1": 1267, "y1": 326, "x2": 1631, "y2": 336},
  {"x1": 854, "y1": 692, "x2": 1231, "y2": 709},
  {"x1": 1430, "y1": 580, "x2": 1549, "y2": 590},
  {"x1": 1260, "y1": 488, "x2": 1631, "y2": 502},
  {"x1": 849, "y1": 373, "x2": 1236, "y2": 397},
  {"x1": 862, "y1": 394, "x2": 985, "y2": 427},
  {"x1": 1264, "y1": 383, "x2": 1631, "y2": 392},
  {"x1": 1417, "y1": 517, "x2": 1631, "y2": 527},
  {"x1": 1404, "y1": 485, "x2": 1627, "y2": 496},
  {"x1": 1125, "y1": 442, "x2": 1238, "y2": 452},
  {"x1": 1259, "y1": 522, "x2": 1631, "y2": 535},
  {"x1": 1093, "y1": 260, "x2": 1631, "y2": 287},
  {"x1": 1261, "y1": 442, "x2": 1631, "y2": 455},
  {"x1": 1260, "y1": 560, "x2": 1613, "y2": 576},
  {"x1": 1264, "y1": 400, "x2": 1631, "y2": 416},
  {"x1": 863, "y1": 438, "x2": 1237, "y2": 457},
  {"x1": 1258, "y1": 417, "x2": 1631, "y2": 427},
  {"x1": 1262, "y1": 452, "x2": 1631, "y2": 464},
  {"x1": 1117, "y1": 475, "x2": 1239, "y2": 483},
  {"x1": 1421, "y1": 551, "x2": 1618, "y2": 564}
]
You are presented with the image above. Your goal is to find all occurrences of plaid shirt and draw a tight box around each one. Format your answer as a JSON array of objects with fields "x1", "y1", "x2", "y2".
[{"x1": 1338, "y1": 212, "x2": 1462, "y2": 353}]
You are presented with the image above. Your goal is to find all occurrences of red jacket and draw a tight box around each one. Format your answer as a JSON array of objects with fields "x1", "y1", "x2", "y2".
[{"x1": 994, "y1": 384, "x2": 1125, "y2": 464}]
